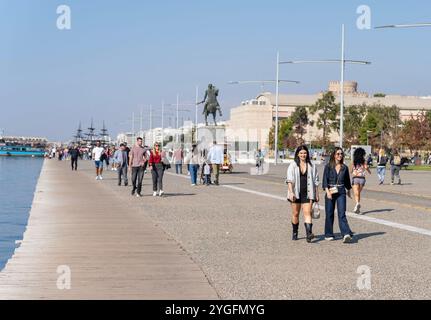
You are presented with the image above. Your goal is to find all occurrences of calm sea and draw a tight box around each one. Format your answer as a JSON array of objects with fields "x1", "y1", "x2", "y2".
[{"x1": 0, "y1": 157, "x2": 43, "y2": 271}]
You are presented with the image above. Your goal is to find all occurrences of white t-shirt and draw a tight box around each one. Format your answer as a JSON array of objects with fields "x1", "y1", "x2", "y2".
[{"x1": 92, "y1": 147, "x2": 105, "y2": 161}]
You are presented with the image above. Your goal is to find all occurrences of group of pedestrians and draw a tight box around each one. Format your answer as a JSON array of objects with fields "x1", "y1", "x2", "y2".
[
  {"x1": 286, "y1": 145, "x2": 375, "y2": 244},
  {"x1": 376, "y1": 149, "x2": 403, "y2": 185},
  {"x1": 184, "y1": 141, "x2": 224, "y2": 186},
  {"x1": 110, "y1": 137, "x2": 166, "y2": 197},
  {"x1": 285, "y1": 144, "x2": 415, "y2": 244}
]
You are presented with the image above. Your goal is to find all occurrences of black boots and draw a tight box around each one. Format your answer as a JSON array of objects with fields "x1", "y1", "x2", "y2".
[
  {"x1": 304, "y1": 223, "x2": 315, "y2": 243},
  {"x1": 292, "y1": 223, "x2": 299, "y2": 241}
]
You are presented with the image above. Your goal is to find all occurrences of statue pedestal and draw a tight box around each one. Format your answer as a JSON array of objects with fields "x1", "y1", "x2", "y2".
[{"x1": 196, "y1": 125, "x2": 226, "y2": 147}]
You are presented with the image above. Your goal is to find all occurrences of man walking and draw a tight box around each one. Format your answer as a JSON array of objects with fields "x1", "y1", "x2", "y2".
[
  {"x1": 113, "y1": 143, "x2": 129, "y2": 186},
  {"x1": 69, "y1": 145, "x2": 80, "y2": 171},
  {"x1": 129, "y1": 137, "x2": 147, "y2": 197},
  {"x1": 173, "y1": 147, "x2": 184, "y2": 174},
  {"x1": 207, "y1": 141, "x2": 223, "y2": 185},
  {"x1": 92, "y1": 141, "x2": 105, "y2": 180},
  {"x1": 390, "y1": 149, "x2": 402, "y2": 185}
]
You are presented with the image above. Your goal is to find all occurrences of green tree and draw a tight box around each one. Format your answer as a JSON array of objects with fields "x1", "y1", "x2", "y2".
[
  {"x1": 358, "y1": 104, "x2": 400, "y2": 149},
  {"x1": 344, "y1": 104, "x2": 366, "y2": 147},
  {"x1": 426, "y1": 110, "x2": 431, "y2": 127},
  {"x1": 269, "y1": 118, "x2": 294, "y2": 151},
  {"x1": 399, "y1": 111, "x2": 431, "y2": 152},
  {"x1": 309, "y1": 92, "x2": 339, "y2": 147},
  {"x1": 291, "y1": 106, "x2": 309, "y2": 144}
]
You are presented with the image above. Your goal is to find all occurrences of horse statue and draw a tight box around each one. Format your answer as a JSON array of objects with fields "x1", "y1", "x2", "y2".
[{"x1": 197, "y1": 84, "x2": 223, "y2": 126}]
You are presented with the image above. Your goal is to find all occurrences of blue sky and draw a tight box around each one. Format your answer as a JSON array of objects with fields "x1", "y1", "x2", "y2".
[{"x1": 1, "y1": 0, "x2": 431, "y2": 140}]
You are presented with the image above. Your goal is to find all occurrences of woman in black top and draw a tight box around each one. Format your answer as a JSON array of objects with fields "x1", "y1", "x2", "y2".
[{"x1": 322, "y1": 147, "x2": 354, "y2": 243}]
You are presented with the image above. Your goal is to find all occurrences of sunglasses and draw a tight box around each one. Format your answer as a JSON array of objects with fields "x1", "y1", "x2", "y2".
[{"x1": 336, "y1": 152, "x2": 344, "y2": 156}]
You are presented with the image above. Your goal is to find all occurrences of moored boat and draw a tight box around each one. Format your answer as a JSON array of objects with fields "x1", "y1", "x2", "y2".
[{"x1": 0, "y1": 145, "x2": 46, "y2": 157}]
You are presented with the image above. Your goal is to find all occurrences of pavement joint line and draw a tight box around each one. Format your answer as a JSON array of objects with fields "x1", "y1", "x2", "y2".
[
  {"x1": 167, "y1": 172, "x2": 431, "y2": 238},
  {"x1": 215, "y1": 172, "x2": 431, "y2": 213},
  {"x1": 232, "y1": 172, "x2": 431, "y2": 203}
]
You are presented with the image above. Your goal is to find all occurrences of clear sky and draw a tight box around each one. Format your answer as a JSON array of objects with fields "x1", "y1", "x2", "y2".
[{"x1": 1, "y1": 0, "x2": 431, "y2": 140}]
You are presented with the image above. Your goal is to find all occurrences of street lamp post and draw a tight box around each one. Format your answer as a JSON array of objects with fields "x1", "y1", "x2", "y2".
[
  {"x1": 282, "y1": 25, "x2": 371, "y2": 150},
  {"x1": 229, "y1": 77, "x2": 300, "y2": 165}
]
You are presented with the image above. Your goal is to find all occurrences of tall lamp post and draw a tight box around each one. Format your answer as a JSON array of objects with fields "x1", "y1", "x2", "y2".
[
  {"x1": 282, "y1": 25, "x2": 371, "y2": 150},
  {"x1": 229, "y1": 79, "x2": 300, "y2": 164}
]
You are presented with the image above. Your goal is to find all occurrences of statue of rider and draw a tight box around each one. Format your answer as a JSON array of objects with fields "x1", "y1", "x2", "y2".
[{"x1": 198, "y1": 84, "x2": 223, "y2": 126}]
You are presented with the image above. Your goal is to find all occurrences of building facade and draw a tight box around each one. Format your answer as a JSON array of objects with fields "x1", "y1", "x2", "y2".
[{"x1": 226, "y1": 81, "x2": 431, "y2": 153}]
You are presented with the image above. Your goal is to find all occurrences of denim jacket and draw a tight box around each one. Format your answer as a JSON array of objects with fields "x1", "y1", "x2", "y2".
[{"x1": 322, "y1": 164, "x2": 352, "y2": 194}]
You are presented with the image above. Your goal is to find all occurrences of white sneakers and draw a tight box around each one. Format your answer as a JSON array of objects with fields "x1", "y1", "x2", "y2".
[
  {"x1": 325, "y1": 237, "x2": 335, "y2": 241},
  {"x1": 153, "y1": 191, "x2": 157, "y2": 197},
  {"x1": 343, "y1": 234, "x2": 352, "y2": 243},
  {"x1": 353, "y1": 203, "x2": 361, "y2": 214},
  {"x1": 159, "y1": 190, "x2": 164, "y2": 197},
  {"x1": 95, "y1": 175, "x2": 103, "y2": 180}
]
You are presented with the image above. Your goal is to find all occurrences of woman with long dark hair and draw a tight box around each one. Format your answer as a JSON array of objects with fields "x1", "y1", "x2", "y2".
[
  {"x1": 286, "y1": 145, "x2": 320, "y2": 243},
  {"x1": 322, "y1": 147, "x2": 354, "y2": 243},
  {"x1": 351, "y1": 147, "x2": 371, "y2": 214},
  {"x1": 149, "y1": 143, "x2": 166, "y2": 197}
]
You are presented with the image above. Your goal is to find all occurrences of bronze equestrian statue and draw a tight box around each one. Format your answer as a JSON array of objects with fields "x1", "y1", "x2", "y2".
[{"x1": 197, "y1": 84, "x2": 223, "y2": 126}]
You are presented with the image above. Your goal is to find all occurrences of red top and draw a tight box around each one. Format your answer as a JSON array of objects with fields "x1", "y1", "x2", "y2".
[{"x1": 149, "y1": 151, "x2": 162, "y2": 166}]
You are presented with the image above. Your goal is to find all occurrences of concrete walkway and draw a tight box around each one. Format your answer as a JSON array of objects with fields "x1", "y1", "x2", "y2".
[{"x1": 0, "y1": 160, "x2": 218, "y2": 299}]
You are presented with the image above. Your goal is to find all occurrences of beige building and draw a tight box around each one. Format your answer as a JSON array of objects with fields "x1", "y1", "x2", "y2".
[{"x1": 226, "y1": 81, "x2": 431, "y2": 154}]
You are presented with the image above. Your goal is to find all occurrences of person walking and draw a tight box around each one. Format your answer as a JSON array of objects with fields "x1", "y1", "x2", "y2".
[
  {"x1": 207, "y1": 141, "x2": 223, "y2": 185},
  {"x1": 92, "y1": 141, "x2": 105, "y2": 180},
  {"x1": 322, "y1": 147, "x2": 354, "y2": 243},
  {"x1": 286, "y1": 145, "x2": 320, "y2": 243},
  {"x1": 185, "y1": 144, "x2": 201, "y2": 186},
  {"x1": 203, "y1": 161, "x2": 211, "y2": 186},
  {"x1": 113, "y1": 143, "x2": 129, "y2": 186},
  {"x1": 351, "y1": 148, "x2": 371, "y2": 214},
  {"x1": 173, "y1": 147, "x2": 184, "y2": 175},
  {"x1": 69, "y1": 145, "x2": 80, "y2": 171},
  {"x1": 376, "y1": 149, "x2": 388, "y2": 185},
  {"x1": 129, "y1": 137, "x2": 146, "y2": 197},
  {"x1": 149, "y1": 142, "x2": 166, "y2": 197},
  {"x1": 390, "y1": 149, "x2": 402, "y2": 185},
  {"x1": 255, "y1": 149, "x2": 264, "y2": 174}
]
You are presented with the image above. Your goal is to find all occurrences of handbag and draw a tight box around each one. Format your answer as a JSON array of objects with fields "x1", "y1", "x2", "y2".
[
  {"x1": 329, "y1": 168, "x2": 342, "y2": 195},
  {"x1": 312, "y1": 202, "x2": 321, "y2": 219},
  {"x1": 161, "y1": 153, "x2": 171, "y2": 170}
]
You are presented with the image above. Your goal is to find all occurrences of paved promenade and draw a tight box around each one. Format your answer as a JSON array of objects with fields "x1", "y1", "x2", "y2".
[
  {"x1": 0, "y1": 160, "x2": 218, "y2": 299},
  {"x1": 1, "y1": 159, "x2": 431, "y2": 299}
]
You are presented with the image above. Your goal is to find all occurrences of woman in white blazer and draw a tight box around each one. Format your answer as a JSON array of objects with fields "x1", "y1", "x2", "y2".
[{"x1": 286, "y1": 145, "x2": 320, "y2": 243}]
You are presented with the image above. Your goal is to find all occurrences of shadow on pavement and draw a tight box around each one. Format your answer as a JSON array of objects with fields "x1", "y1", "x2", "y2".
[
  {"x1": 161, "y1": 193, "x2": 197, "y2": 198},
  {"x1": 313, "y1": 232, "x2": 386, "y2": 244},
  {"x1": 361, "y1": 208, "x2": 395, "y2": 215}
]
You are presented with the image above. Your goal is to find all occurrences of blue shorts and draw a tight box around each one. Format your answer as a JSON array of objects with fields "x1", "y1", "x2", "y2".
[{"x1": 95, "y1": 160, "x2": 103, "y2": 168}]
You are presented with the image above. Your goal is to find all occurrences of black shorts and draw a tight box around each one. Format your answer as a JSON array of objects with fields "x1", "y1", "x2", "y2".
[{"x1": 288, "y1": 192, "x2": 311, "y2": 204}]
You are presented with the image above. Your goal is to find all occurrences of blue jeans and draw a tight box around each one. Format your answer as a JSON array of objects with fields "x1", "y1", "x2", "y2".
[
  {"x1": 377, "y1": 166, "x2": 386, "y2": 183},
  {"x1": 190, "y1": 164, "x2": 199, "y2": 185},
  {"x1": 325, "y1": 193, "x2": 352, "y2": 238},
  {"x1": 175, "y1": 163, "x2": 183, "y2": 174}
]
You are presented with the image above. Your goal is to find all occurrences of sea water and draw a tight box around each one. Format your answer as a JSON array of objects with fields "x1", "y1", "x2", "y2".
[{"x1": 0, "y1": 157, "x2": 43, "y2": 271}]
